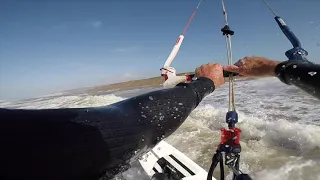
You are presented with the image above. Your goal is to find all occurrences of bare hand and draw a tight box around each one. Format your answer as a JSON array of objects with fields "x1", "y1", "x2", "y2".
[
  {"x1": 223, "y1": 56, "x2": 280, "y2": 77},
  {"x1": 195, "y1": 63, "x2": 225, "y2": 88}
]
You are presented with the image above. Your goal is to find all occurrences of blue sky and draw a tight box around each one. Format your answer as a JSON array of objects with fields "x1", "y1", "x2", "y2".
[{"x1": 1, "y1": 0, "x2": 319, "y2": 100}]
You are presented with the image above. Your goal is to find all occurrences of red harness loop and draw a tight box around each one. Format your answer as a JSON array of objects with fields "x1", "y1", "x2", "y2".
[{"x1": 219, "y1": 127, "x2": 242, "y2": 147}]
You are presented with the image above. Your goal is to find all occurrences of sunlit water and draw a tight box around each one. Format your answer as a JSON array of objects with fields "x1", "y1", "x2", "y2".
[{"x1": 1, "y1": 77, "x2": 320, "y2": 180}]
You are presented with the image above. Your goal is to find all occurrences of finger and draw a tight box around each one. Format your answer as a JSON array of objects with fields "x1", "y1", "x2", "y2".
[
  {"x1": 234, "y1": 59, "x2": 245, "y2": 66},
  {"x1": 214, "y1": 63, "x2": 222, "y2": 68},
  {"x1": 223, "y1": 65, "x2": 240, "y2": 73}
]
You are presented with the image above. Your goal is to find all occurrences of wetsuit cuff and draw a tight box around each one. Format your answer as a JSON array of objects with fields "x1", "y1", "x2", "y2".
[
  {"x1": 196, "y1": 77, "x2": 216, "y2": 92},
  {"x1": 275, "y1": 60, "x2": 316, "y2": 85},
  {"x1": 275, "y1": 61, "x2": 290, "y2": 84},
  {"x1": 177, "y1": 77, "x2": 215, "y2": 105}
]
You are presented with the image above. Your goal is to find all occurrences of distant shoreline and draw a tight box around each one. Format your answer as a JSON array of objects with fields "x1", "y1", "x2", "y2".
[{"x1": 85, "y1": 73, "x2": 258, "y2": 94}]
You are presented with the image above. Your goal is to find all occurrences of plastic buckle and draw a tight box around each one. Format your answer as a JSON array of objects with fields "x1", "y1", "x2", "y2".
[
  {"x1": 226, "y1": 111, "x2": 238, "y2": 128},
  {"x1": 285, "y1": 47, "x2": 308, "y2": 61}
]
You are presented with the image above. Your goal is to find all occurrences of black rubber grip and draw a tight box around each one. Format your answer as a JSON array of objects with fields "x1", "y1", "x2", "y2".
[
  {"x1": 187, "y1": 71, "x2": 238, "y2": 79},
  {"x1": 223, "y1": 70, "x2": 239, "y2": 77}
]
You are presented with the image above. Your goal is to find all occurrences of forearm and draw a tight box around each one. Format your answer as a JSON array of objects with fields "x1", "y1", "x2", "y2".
[
  {"x1": 113, "y1": 77, "x2": 215, "y2": 146},
  {"x1": 100, "y1": 77, "x2": 215, "y2": 176},
  {"x1": 0, "y1": 78, "x2": 215, "y2": 180},
  {"x1": 275, "y1": 60, "x2": 320, "y2": 99}
]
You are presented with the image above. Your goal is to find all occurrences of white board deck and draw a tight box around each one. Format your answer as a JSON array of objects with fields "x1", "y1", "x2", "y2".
[{"x1": 139, "y1": 140, "x2": 216, "y2": 180}]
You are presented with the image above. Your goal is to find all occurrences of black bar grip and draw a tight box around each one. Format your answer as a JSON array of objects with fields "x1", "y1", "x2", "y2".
[
  {"x1": 187, "y1": 70, "x2": 238, "y2": 80},
  {"x1": 223, "y1": 70, "x2": 239, "y2": 77}
]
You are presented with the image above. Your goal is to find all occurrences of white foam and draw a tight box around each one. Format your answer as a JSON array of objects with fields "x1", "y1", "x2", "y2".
[
  {"x1": 0, "y1": 94, "x2": 124, "y2": 109},
  {"x1": 254, "y1": 157, "x2": 318, "y2": 180},
  {"x1": 166, "y1": 104, "x2": 320, "y2": 179},
  {"x1": 164, "y1": 77, "x2": 320, "y2": 179}
]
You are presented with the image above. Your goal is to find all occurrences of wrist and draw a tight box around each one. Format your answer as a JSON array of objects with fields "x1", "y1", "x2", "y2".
[
  {"x1": 268, "y1": 60, "x2": 281, "y2": 76},
  {"x1": 177, "y1": 77, "x2": 215, "y2": 106},
  {"x1": 274, "y1": 60, "x2": 290, "y2": 84}
]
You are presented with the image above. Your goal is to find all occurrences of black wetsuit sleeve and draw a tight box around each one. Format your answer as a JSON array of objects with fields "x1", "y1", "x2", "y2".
[
  {"x1": 104, "y1": 77, "x2": 215, "y2": 172},
  {"x1": 275, "y1": 60, "x2": 320, "y2": 99},
  {"x1": 0, "y1": 77, "x2": 215, "y2": 180}
]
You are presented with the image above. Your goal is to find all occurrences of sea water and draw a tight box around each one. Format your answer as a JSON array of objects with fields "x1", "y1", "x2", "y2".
[{"x1": 1, "y1": 77, "x2": 319, "y2": 180}]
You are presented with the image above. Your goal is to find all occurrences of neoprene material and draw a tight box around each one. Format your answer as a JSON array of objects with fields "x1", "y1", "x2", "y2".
[
  {"x1": 275, "y1": 60, "x2": 320, "y2": 99},
  {"x1": 0, "y1": 77, "x2": 215, "y2": 180}
]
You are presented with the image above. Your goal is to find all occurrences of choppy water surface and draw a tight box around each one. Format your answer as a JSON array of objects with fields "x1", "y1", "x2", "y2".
[{"x1": 1, "y1": 77, "x2": 319, "y2": 180}]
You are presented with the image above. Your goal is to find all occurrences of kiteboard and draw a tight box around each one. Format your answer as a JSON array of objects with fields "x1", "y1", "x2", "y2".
[{"x1": 138, "y1": 140, "x2": 216, "y2": 180}]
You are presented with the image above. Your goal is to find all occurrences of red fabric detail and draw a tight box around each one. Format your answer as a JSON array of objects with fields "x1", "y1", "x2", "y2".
[
  {"x1": 186, "y1": 75, "x2": 192, "y2": 82},
  {"x1": 161, "y1": 74, "x2": 168, "y2": 80},
  {"x1": 175, "y1": 37, "x2": 181, "y2": 45},
  {"x1": 219, "y1": 128, "x2": 242, "y2": 146},
  {"x1": 160, "y1": 67, "x2": 174, "y2": 73}
]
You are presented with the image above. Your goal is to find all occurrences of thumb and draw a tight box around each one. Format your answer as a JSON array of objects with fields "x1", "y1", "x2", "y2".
[{"x1": 223, "y1": 65, "x2": 240, "y2": 73}]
